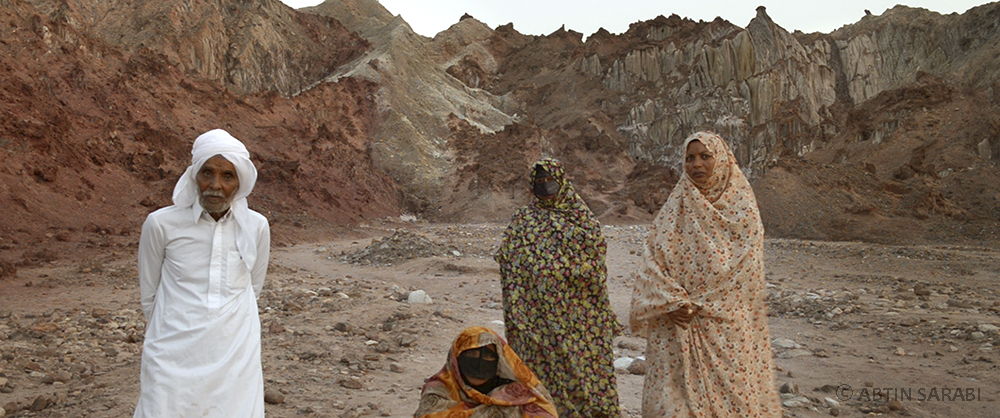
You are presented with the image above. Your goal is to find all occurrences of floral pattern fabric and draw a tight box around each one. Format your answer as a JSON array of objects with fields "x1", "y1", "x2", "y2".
[
  {"x1": 495, "y1": 158, "x2": 621, "y2": 418},
  {"x1": 414, "y1": 326, "x2": 559, "y2": 418},
  {"x1": 629, "y1": 132, "x2": 780, "y2": 418}
]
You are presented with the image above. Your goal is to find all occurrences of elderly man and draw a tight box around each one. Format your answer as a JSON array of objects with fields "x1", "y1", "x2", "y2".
[{"x1": 134, "y1": 129, "x2": 270, "y2": 417}]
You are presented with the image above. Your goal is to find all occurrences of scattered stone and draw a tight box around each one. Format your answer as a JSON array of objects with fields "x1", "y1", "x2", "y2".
[
  {"x1": 264, "y1": 389, "x2": 285, "y2": 404},
  {"x1": 772, "y1": 338, "x2": 801, "y2": 349},
  {"x1": 780, "y1": 393, "x2": 812, "y2": 408},
  {"x1": 406, "y1": 290, "x2": 433, "y2": 305},
  {"x1": 947, "y1": 299, "x2": 973, "y2": 309},
  {"x1": 777, "y1": 349, "x2": 813, "y2": 359},
  {"x1": 342, "y1": 230, "x2": 458, "y2": 266},
  {"x1": 30, "y1": 395, "x2": 48, "y2": 412},
  {"x1": 333, "y1": 322, "x2": 354, "y2": 332},
  {"x1": 825, "y1": 397, "x2": 840, "y2": 416},
  {"x1": 978, "y1": 324, "x2": 999, "y2": 334},
  {"x1": 913, "y1": 284, "x2": 931, "y2": 296},
  {"x1": 894, "y1": 347, "x2": 906, "y2": 356},
  {"x1": 627, "y1": 358, "x2": 647, "y2": 375},
  {"x1": 779, "y1": 381, "x2": 799, "y2": 394},
  {"x1": 41, "y1": 371, "x2": 72, "y2": 384},
  {"x1": 888, "y1": 399, "x2": 903, "y2": 411},
  {"x1": 398, "y1": 334, "x2": 418, "y2": 347},
  {"x1": 389, "y1": 363, "x2": 404, "y2": 373},
  {"x1": 968, "y1": 331, "x2": 985, "y2": 341},
  {"x1": 339, "y1": 378, "x2": 363, "y2": 389},
  {"x1": 613, "y1": 357, "x2": 634, "y2": 371},
  {"x1": 617, "y1": 340, "x2": 642, "y2": 351},
  {"x1": 268, "y1": 320, "x2": 285, "y2": 334},
  {"x1": 899, "y1": 317, "x2": 920, "y2": 327}
]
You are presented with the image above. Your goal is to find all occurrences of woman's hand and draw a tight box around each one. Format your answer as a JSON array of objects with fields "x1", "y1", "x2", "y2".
[{"x1": 667, "y1": 304, "x2": 699, "y2": 329}]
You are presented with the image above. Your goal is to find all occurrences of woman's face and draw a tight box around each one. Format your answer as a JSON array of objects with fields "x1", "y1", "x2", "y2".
[
  {"x1": 458, "y1": 344, "x2": 499, "y2": 386},
  {"x1": 532, "y1": 169, "x2": 560, "y2": 200},
  {"x1": 684, "y1": 140, "x2": 716, "y2": 187}
]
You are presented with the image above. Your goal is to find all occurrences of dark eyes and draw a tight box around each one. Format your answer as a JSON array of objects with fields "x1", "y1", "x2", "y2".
[
  {"x1": 462, "y1": 349, "x2": 498, "y2": 361},
  {"x1": 685, "y1": 154, "x2": 713, "y2": 162},
  {"x1": 200, "y1": 170, "x2": 235, "y2": 180}
]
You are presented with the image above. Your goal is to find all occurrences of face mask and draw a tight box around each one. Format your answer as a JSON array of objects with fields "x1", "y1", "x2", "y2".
[
  {"x1": 457, "y1": 346, "x2": 499, "y2": 381},
  {"x1": 532, "y1": 166, "x2": 560, "y2": 197},
  {"x1": 533, "y1": 180, "x2": 560, "y2": 197}
]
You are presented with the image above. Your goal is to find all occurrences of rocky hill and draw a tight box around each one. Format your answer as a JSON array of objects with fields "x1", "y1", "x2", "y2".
[{"x1": 2, "y1": 0, "x2": 999, "y2": 273}]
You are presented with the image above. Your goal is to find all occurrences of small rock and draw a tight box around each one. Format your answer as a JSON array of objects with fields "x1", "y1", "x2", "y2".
[
  {"x1": 780, "y1": 381, "x2": 799, "y2": 394},
  {"x1": 825, "y1": 397, "x2": 840, "y2": 416},
  {"x1": 30, "y1": 395, "x2": 48, "y2": 412},
  {"x1": 777, "y1": 349, "x2": 813, "y2": 359},
  {"x1": 617, "y1": 340, "x2": 642, "y2": 351},
  {"x1": 894, "y1": 347, "x2": 906, "y2": 356},
  {"x1": 947, "y1": 299, "x2": 973, "y2": 309},
  {"x1": 899, "y1": 317, "x2": 920, "y2": 327},
  {"x1": 888, "y1": 399, "x2": 903, "y2": 410},
  {"x1": 399, "y1": 334, "x2": 418, "y2": 347},
  {"x1": 43, "y1": 371, "x2": 72, "y2": 384},
  {"x1": 613, "y1": 357, "x2": 634, "y2": 371},
  {"x1": 389, "y1": 363, "x2": 404, "y2": 373},
  {"x1": 333, "y1": 322, "x2": 353, "y2": 332},
  {"x1": 627, "y1": 358, "x2": 647, "y2": 375},
  {"x1": 406, "y1": 290, "x2": 433, "y2": 305},
  {"x1": 340, "y1": 378, "x2": 363, "y2": 389},
  {"x1": 772, "y1": 338, "x2": 801, "y2": 349},
  {"x1": 264, "y1": 389, "x2": 285, "y2": 404},
  {"x1": 968, "y1": 332, "x2": 985, "y2": 341},
  {"x1": 978, "y1": 324, "x2": 999, "y2": 334}
]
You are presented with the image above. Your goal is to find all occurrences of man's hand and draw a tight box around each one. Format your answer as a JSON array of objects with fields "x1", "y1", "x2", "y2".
[{"x1": 667, "y1": 304, "x2": 699, "y2": 329}]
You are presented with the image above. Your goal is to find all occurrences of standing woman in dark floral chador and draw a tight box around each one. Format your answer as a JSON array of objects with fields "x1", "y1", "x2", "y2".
[{"x1": 495, "y1": 157, "x2": 621, "y2": 418}]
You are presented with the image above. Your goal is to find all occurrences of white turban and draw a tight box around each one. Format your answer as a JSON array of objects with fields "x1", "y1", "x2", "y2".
[{"x1": 172, "y1": 129, "x2": 260, "y2": 269}]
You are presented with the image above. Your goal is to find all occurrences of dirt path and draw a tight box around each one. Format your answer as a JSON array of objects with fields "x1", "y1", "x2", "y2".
[{"x1": 1, "y1": 222, "x2": 998, "y2": 417}]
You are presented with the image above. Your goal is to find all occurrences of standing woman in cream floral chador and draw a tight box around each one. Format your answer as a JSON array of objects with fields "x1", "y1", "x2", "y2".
[{"x1": 630, "y1": 131, "x2": 780, "y2": 418}]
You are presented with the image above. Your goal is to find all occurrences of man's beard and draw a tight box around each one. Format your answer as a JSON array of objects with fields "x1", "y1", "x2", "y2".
[{"x1": 200, "y1": 190, "x2": 233, "y2": 214}]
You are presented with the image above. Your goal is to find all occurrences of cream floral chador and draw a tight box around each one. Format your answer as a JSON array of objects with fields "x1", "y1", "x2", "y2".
[{"x1": 630, "y1": 132, "x2": 780, "y2": 417}]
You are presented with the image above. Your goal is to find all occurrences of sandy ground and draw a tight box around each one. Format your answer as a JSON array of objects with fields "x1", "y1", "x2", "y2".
[{"x1": 1, "y1": 221, "x2": 999, "y2": 417}]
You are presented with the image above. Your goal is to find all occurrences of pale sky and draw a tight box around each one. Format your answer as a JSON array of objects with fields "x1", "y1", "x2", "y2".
[{"x1": 280, "y1": 0, "x2": 991, "y2": 38}]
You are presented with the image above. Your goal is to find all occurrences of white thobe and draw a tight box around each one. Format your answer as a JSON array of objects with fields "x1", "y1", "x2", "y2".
[{"x1": 135, "y1": 204, "x2": 270, "y2": 418}]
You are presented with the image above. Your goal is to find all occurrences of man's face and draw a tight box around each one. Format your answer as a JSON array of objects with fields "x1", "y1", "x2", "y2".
[{"x1": 197, "y1": 155, "x2": 240, "y2": 214}]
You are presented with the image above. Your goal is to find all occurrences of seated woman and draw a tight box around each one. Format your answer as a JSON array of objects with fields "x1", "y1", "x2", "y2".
[{"x1": 414, "y1": 326, "x2": 559, "y2": 418}]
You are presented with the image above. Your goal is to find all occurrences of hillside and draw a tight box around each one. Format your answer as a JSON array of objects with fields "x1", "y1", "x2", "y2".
[{"x1": 2, "y1": 0, "x2": 1000, "y2": 277}]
